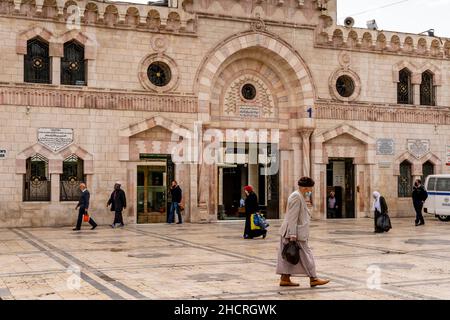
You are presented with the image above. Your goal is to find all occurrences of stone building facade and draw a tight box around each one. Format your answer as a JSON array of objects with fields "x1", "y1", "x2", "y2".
[{"x1": 0, "y1": 0, "x2": 449, "y2": 227}]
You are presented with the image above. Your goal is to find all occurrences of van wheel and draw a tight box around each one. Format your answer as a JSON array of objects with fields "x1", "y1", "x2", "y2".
[{"x1": 437, "y1": 215, "x2": 450, "y2": 222}]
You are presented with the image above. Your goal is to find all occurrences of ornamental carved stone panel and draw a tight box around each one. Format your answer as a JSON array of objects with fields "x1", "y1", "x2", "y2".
[{"x1": 223, "y1": 75, "x2": 275, "y2": 119}]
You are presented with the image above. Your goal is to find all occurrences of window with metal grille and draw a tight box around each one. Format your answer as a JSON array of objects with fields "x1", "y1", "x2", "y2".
[
  {"x1": 23, "y1": 154, "x2": 51, "y2": 201},
  {"x1": 61, "y1": 40, "x2": 86, "y2": 85},
  {"x1": 60, "y1": 155, "x2": 85, "y2": 201},
  {"x1": 398, "y1": 160, "x2": 412, "y2": 197},
  {"x1": 24, "y1": 38, "x2": 51, "y2": 84},
  {"x1": 420, "y1": 71, "x2": 435, "y2": 106},
  {"x1": 421, "y1": 161, "x2": 434, "y2": 183},
  {"x1": 397, "y1": 68, "x2": 413, "y2": 104}
]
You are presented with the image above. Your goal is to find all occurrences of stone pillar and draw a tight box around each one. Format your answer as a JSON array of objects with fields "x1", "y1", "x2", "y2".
[
  {"x1": 87, "y1": 60, "x2": 97, "y2": 87},
  {"x1": 51, "y1": 174, "x2": 60, "y2": 203},
  {"x1": 300, "y1": 129, "x2": 313, "y2": 177},
  {"x1": 18, "y1": 55, "x2": 24, "y2": 83},
  {"x1": 292, "y1": 134, "x2": 302, "y2": 184},
  {"x1": 52, "y1": 57, "x2": 61, "y2": 85}
]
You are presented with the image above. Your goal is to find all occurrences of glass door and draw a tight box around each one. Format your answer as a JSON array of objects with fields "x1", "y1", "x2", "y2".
[{"x1": 137, "y1": 165, "x2": 167, "y2": 223}]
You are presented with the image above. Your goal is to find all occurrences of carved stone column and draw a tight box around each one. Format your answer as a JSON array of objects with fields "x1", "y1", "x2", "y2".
[{"x1": 300, "y1": 129, "x2": 314, "y2": 177}]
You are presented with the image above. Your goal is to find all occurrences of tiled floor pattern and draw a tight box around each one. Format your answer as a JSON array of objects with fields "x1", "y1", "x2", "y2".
[{"x1": 1, "y1": 217, "x2": 450, "y2": 300}]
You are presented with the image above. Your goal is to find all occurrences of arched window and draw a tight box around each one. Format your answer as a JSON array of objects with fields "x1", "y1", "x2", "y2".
[
  {"x1": 420, "y1": 71, "x2": 436, "y2": 106},
  {"x1": 24, "y1": 154, "x2": 51, "y2": 201},
  {"x1": 61, "y1": 40, "x2": 86, "y2": 85},
  {"x1": 422, "y1": 161, "x2": 434, "y2": 182},
  {"x1": 397, "y1": 68, "x2": 413, "y2": 104},
  {"x1": 24, "y1": 37, "x2": 51, "y2": 84},
  {"x1": 398, "y1": 160, "x2": 412, "y2": 197},
  {"x1": 60, "y1": 155, "x2": 85, "y2": 201}
]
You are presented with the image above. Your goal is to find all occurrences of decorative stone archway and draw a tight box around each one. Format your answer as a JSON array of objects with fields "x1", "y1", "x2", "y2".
[
  {"x1": 193, "y1": 30, "x2": 318, "y2": 219},
  {"x1": 118, "y1": 115, "x2": 198, "y2": 222},
  {"x1": 311, "y1": 124, "x2": 376, "y2": 219},
  {"x1": 194, "y1": 30, "x2": 317, "y2": 123}
]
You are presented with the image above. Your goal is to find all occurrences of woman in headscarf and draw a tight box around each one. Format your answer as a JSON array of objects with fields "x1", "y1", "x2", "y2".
[
  {"x1": 373, "y1": 191, "x2": 389, "y2": 233},
  {"x1": 243, "y1": 185, "x2": 267, "y2": 239},
  {"x1": 276, "y1": 177, "x2": 330, "y2": 287}
]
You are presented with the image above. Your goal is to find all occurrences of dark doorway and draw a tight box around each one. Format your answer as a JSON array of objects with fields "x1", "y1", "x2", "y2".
[
  {"x1": 326, "y1": 158, "x2": 355, "y2": 219},
  {"x1": 222, "y1": 165, "x2": 246, "y2": 218}
]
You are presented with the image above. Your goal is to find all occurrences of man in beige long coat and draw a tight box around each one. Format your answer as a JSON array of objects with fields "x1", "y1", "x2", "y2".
[{"x1": 276, "y1": 177, "x2": 330, "y2": 287}]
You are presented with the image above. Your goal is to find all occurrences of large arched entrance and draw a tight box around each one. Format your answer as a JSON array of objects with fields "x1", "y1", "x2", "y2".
[{"x1": 194, "y1": 30, "x2": 317, "y2": 221}]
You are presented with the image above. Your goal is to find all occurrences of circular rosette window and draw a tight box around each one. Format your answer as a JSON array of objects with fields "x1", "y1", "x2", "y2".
[
  {"x1": 147, "y1": 62, "x2": 172, "y2": 87},
  {"x1": 329, "y1": 69, "x2": 361, "y2": 102},
  {"x1": 241, "y1": 83, "x2": 257, "y2": 101},
  {"x1": 138, "y1": 54, "x2": 179, "y2": 93}
]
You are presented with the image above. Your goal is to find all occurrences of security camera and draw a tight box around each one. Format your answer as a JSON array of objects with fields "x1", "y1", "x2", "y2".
[
  {"x1": 344, "y1": 17, "x2": 354, "y2": 28},
  {"x1": 367, "y1": 19, "x2": 378, "y2": 30}
]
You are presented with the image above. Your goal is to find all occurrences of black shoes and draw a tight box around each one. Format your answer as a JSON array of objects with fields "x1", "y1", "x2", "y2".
[
  {"x1": 91, "y1": 225, "x2": 97, "y2": 230},
  {"x1": 72, "y1": 228, "x2": 80, "y2": 231},
  {"x1": 176, "y1": 222, "x2": 182, "y2": 224},
  {"x1": 415, "y1": 221, "x2": 425, "y2": 226}
]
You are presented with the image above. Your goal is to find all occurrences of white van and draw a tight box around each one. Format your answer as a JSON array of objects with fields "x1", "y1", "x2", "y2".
[{"x1": 424, "y1": 174, "x2": 450, "y2": 222}]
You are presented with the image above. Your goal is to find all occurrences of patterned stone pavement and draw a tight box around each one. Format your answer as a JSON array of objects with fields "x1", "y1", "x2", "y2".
[{"x1": 1, "y1": 216, "x2": 450, "y2": 300}]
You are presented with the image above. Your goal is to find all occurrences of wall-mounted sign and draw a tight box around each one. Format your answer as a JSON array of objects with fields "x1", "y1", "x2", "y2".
[
  {"x1": 407, "y1": 139, "x2": 430, "y2": 159},
  {"x1": 447, "y1": 145, "x2": 450, "y2": 166},
  {"x1": 0, "y1": 149, "x2": 7, "y2": 159},
  {"x1": 376, "y1": 139, "x2": 394, "y2": 155},
  {"x1": 38, "y1": 128, "x2": 73, "y2": 153},
  {"x1": 378, "y1": 161, "x2": 391, "y2": 169},
  {"x1": 239, "y1": 105, "x2": 261, "y2": 118}
]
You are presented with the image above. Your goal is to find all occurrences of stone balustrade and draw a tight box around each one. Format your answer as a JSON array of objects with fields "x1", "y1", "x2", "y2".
[
  {"x1": 0, "y1": 84, "x2": 198, "y2": 113},
  {"x1": 316, "y1": 25, "x2": 450, "y2": 60},
  {"x1": 0, "y1": 0, "x2": 197, "y2": 34},
  {"x1": 315, "y1": 100, "x2": 450, "y2": 125}
]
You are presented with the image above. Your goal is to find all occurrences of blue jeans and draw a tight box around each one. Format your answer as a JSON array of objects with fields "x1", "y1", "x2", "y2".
[{"x1": 168, "y1": 202, "x2": 182, "y2": 223}]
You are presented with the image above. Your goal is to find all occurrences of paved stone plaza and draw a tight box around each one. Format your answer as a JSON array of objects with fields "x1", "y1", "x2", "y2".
[{"x1": 1, "y1": 217, "x2": 450, "y2": 300}]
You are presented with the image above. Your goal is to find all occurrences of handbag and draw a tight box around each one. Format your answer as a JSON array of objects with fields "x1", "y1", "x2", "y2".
[
  {"x1": 250, "y1": 213, "x2": 261, "y2": 230},
  {"x1": 282, "y1": 241, "x2": 301, "y2": 265},
  {"x1": 376, "y1": 213, "x2": 392, "y2": 232},
  {"x1": 255, "y1": 213, "x2": 269, "y2": 229},
  {"x1": 83, "y1": 213, "x2": 90, "y2": 222}
]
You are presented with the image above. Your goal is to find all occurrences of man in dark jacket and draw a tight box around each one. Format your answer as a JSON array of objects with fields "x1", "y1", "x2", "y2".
[
  {"x1": 74, "y1": 183, "x2": 97, "y2": 231},
  {"x1": 107, "y1": 181, "x2": 127, "y2": 228},
  {"x1": 168, "y1": 180, "x2": 182, "y2": 224},
  {"x1": 412, "y1": 179, "x2": 428, "y2": 226}
]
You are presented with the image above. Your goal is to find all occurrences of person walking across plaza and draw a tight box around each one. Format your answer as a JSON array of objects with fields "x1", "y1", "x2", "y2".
[
  {"x1": 73, "y1": 183, "x2": 97, "y2": 231},
  {"x1": 243, "y1": 185, "x2": 267, "y2": 239},
  {"x1": 107, "y1": 181, "x2": 127, "y2": 228},
  {"x1": 168, "y1": 180, "x2": 183, "y2": 224},
  {"x1": 412, "y1": 179, "x2": 428, "y2": 226},
  {"x1": 276, "y1": 177, "x2": 329, "y2": 287},
  {"x1": 373, "y1": 191, "x2": 391, "y2": 233}
]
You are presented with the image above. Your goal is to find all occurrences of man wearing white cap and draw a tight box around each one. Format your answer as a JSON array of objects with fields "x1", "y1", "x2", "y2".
[{"x1": 107, "y1": 181, "x2": 127, "y2": 228}]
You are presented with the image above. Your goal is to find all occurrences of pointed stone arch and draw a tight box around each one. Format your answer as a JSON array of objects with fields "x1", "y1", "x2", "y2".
[
  {"x1": 392, "y1": 61, "x2": 420, "y2": 84},
  {"x1": 393, "y1": 151, "x2": 421, "y2": 176},
  {"x1": 59, "y1": 145, "x2": 94, "y2": 174},
  {"x1": 119, "y1": 115, "x2": 193, "y2": 161},
  {"x1": 16, "y1": 26, "x2": 56, "y2": 56},
  {"x1": 194, "y1": 30, "x2": 316, "y2": 120},
  {"x1": 420, "y1": 152, "x2": 442, "y2": 174},
  {"x1": 16, "y1": 143, "x2": 93, "y2": 174},
  {"x1": 417, "y1": 62, "x2": 442, "y2": 86},
  {"x1": 57, "y1": 29, "x2": 98, "y2": 60}
]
